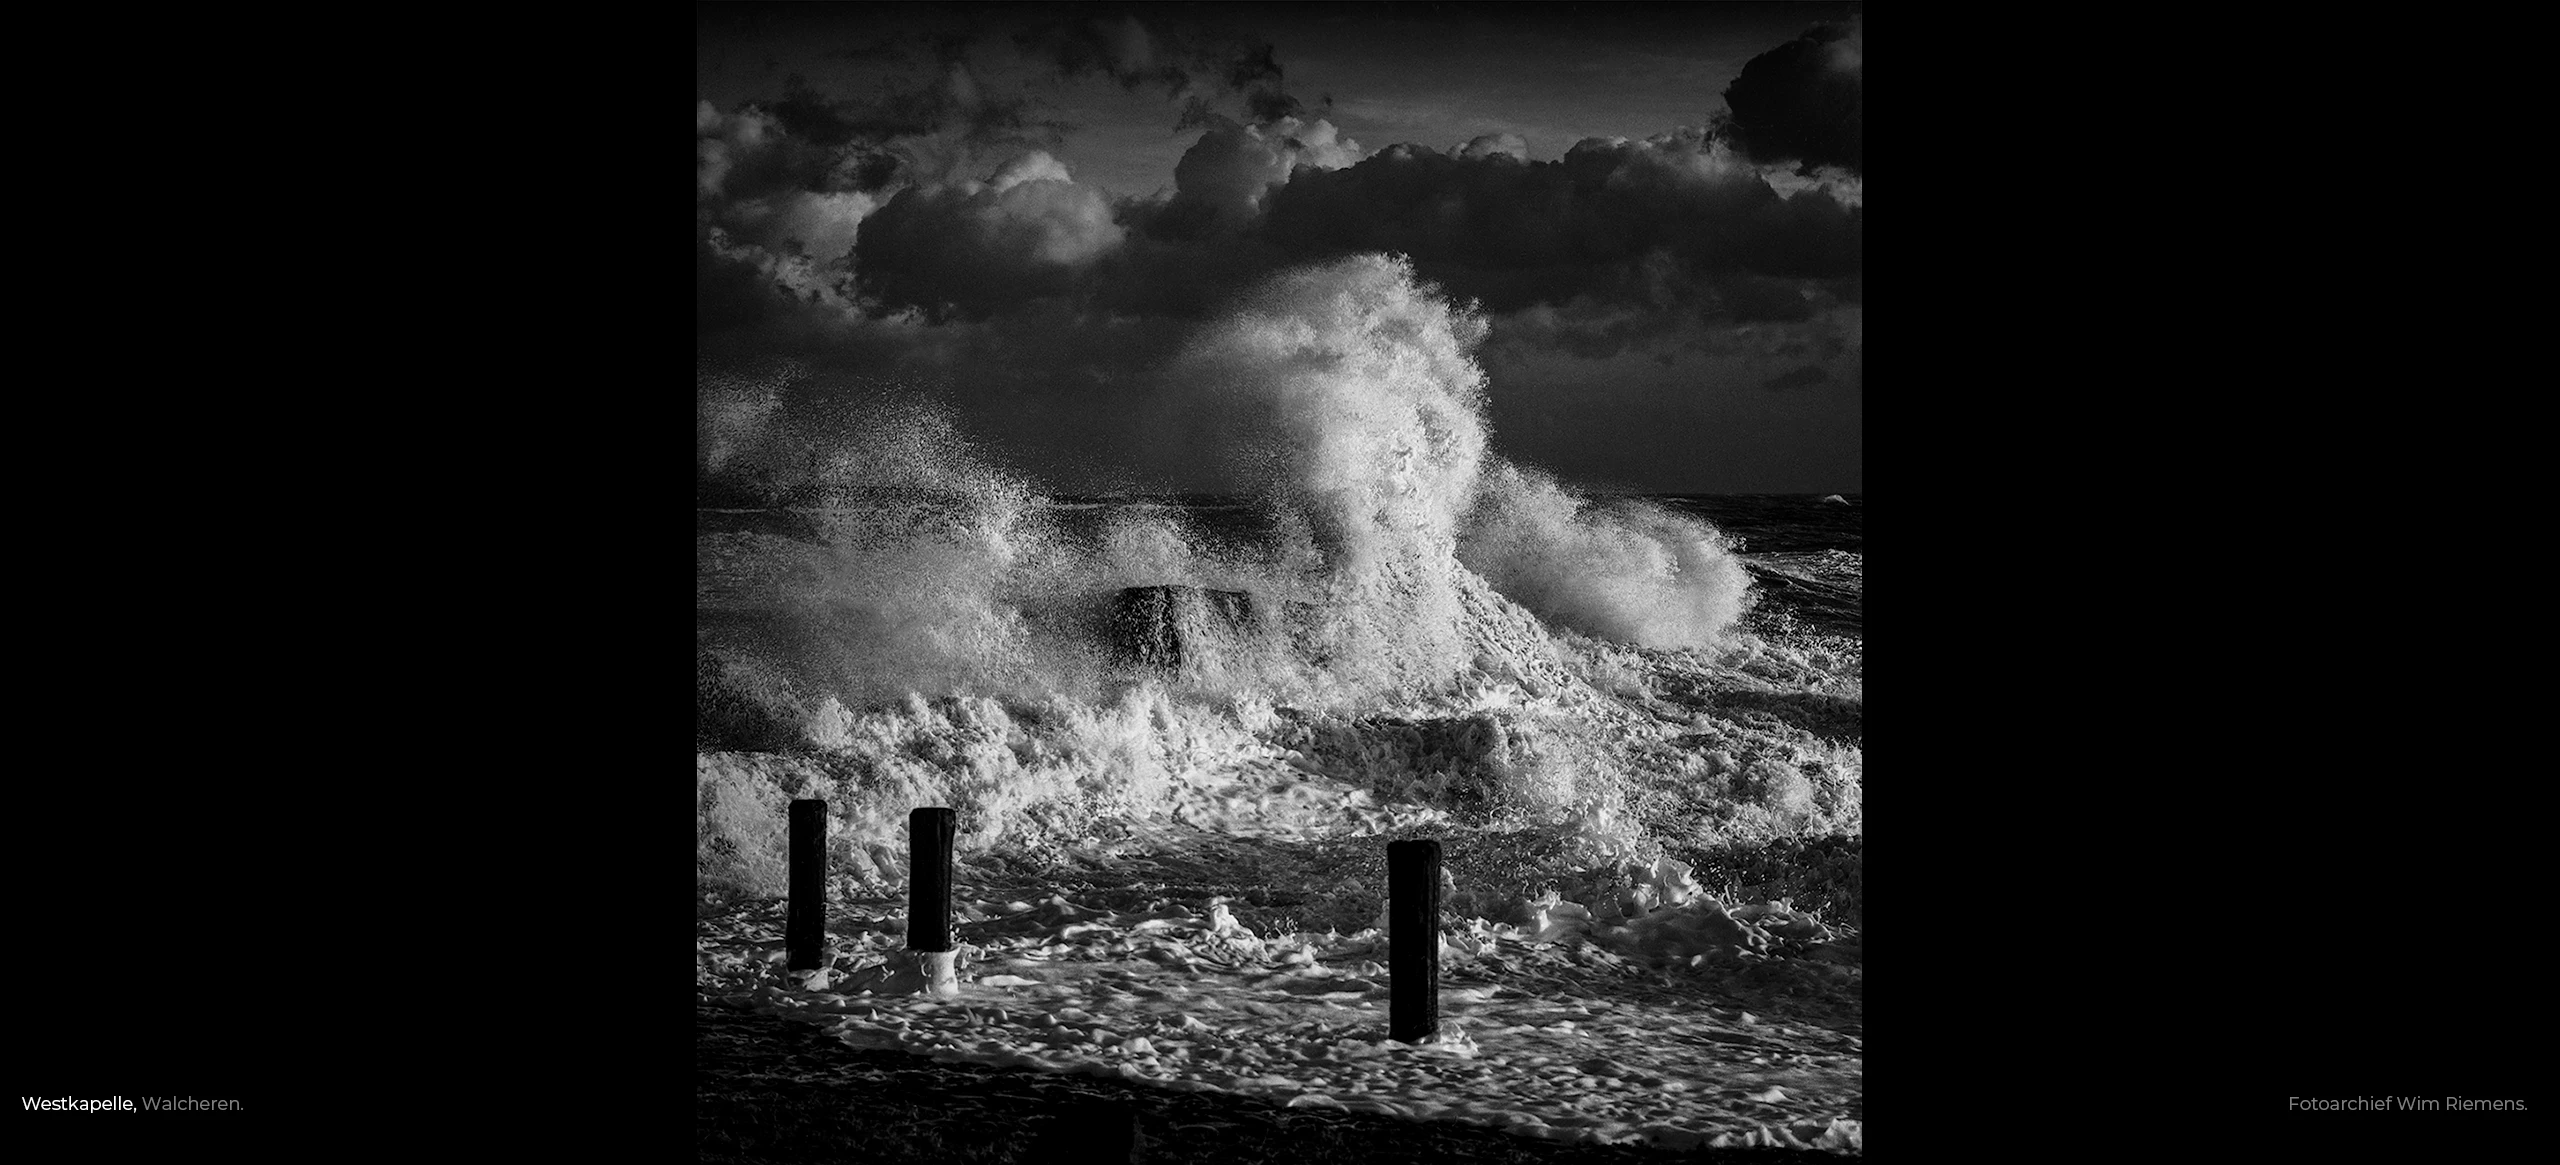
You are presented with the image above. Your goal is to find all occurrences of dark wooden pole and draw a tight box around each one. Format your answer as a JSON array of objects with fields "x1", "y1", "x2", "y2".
[
  {"x1": 787, "y1": 799, "x2": 826, "y2": 972},
  {"x1": 1389, "y1": 838, "x2": 1441, "y2": 1043},
  {"x1": 908, "y1": 807, "x2": 956, "y2": 953}
]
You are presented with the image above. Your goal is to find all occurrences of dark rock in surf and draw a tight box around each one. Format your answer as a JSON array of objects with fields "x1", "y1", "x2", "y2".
[
  {"x1": 1108, "y1": 585, "x2": 1255, "y2": 679},
  {"x1": 1111, "y1": 583, "x2": 1341, "y2": 686}
]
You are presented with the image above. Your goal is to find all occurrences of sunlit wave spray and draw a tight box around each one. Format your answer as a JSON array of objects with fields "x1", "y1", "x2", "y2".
[
  {"x1": 1167, "y1": 254, "x2": 1493, "y2": 698},
  {"x1": 1167, "y1": 254, "x2": 1754, "y2": 694}
]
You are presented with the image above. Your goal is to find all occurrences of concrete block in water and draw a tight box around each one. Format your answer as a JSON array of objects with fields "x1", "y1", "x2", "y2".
[{"x1": 1108, "y1": 585, "x2": 1269, "y2": 679}]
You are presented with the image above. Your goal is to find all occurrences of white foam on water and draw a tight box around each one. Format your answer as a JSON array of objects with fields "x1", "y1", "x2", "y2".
[{"x1": 701, "y1": 875, "x2": 1861, "y2": 1154}]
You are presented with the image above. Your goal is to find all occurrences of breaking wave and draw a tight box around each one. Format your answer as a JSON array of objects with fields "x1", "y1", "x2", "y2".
[{"x1": 698, "y1": 254, "x2": 1852, "y2": 901}]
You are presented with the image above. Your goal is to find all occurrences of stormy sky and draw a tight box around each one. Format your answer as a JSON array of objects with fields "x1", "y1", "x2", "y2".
[{"x1": 698, "y1": 1, "x2": 1863, "y2": 496}]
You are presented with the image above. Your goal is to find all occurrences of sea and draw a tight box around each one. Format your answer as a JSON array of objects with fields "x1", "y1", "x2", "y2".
[
  {"x1": 697, "y1": 487, "x2": 1860, "y2": 908},
  {"x1": 699, "y1": 491, "x2": 1857, "y2": 646}
]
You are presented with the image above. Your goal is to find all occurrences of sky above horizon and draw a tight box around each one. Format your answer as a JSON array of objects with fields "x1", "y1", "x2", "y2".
[{"x1": 698, "y1": 2, "x2": 1863, "y2": 495}]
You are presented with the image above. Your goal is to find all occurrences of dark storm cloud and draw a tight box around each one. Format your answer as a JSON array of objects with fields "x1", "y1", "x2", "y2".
[
  {"x1": 852, "y1": 153, "x2": 1126, "y2": 323},
  {"x1": 695, "y1": 63, "x2": 1075, "y2": 234},
  {"x1": 696, "y1": 100, "x2": 839, "y2": 204},
  {"x1": 973, "y1": 9, "x2": 1314, "y2": 135},
  {"x1": 695, "y1": 57, "x2": 1078, "y2": 335},
  {"x1": 769, "y1": 69, "x2": 1071, "y2": 187},
  {"x1": 1715, "y1": 19, "x2": 1862, "y2": 173},
  {"x1": 697, "y1": 232, "x2": 793, "y2": 335},
  {"x1": 1760, "y1": 365, "x2": 1832, "y2": 393},
  {"x1": 698, "y1": 225, "x2": 881, "y2": 342},
  {"x1": 698, "y1": 8, "x2": 1334, "y2": 336},
  {"x1": 1021, "y1": 12, "x2": 1182, "y2": 91},
  {"x1": 845, "y1": 112, "x2": 1369, "y2": 324},
  {"x1": 1711, "y1": 273, "x2": 1820, "y2": 324},
  {"x1": 1243, "y1": 87, "x2": 1308, "y2": 125},
  {"x1": 1458, "y1": 133, "x2": 1530, "y2": 162},
  {"x1": 705, "y1": 111, "x2": 1859, "y2": 351},
  {"x1": 1490, "y1": 295, "x2": 1692, "y2": 362},
  {"x1": 1245, "y1": 128, "x2": 1860, "y2": 316},
  {"x1": 1013, "y1": 11, "x2": 1288, "y2": 103},
  {"x1": 1151, "y1": 116, "x2": 1364, "y2": 236},
  {"x1": 823, "y1": 37, "x2": 914, "y2": 66},
  {"x1": 1082, "y1": 214, "x2": 1297, "y2": 320},
  {"x1": 1174, "y1": 87, "x2": 1333, "y2": 135}
]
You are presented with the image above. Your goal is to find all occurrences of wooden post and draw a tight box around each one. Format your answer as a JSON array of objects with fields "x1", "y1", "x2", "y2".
[
  {"x1": 1389, "y1": 838, "x2": 1441, "y2": 1043},
  {"x1": 908, "y1": 807, "x2": 956, "y2": 953},
  {"x1": 787, "y1": 799, "x2": 826, "y2": 972}
]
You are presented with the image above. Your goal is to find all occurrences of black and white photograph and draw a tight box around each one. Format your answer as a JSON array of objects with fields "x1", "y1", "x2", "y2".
[{"x1": 695, "y1": 3, "x2": 1867, "y2": 1159}]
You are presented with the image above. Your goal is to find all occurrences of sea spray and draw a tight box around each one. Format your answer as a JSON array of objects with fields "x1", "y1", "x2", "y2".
[
  {"x1": 1163, "y1": 253, "x2": 1495, "y2": 700},
  {"x1": 781, "y1": 460, "x2": 1050, "y2": 708},
  {"x1": 697, "y1": 358, "x2": 788, "y2": 484},
  {"x1": 697, "y1": 687, "x2": 1272, "y2": 894},
  {"x1": 1173, "y1": 254, "x2": 1492, "y2": 562},
  {"x1": 695, "y1": 370, "x2": 1101, "y2": 708},
  {"x1": 1162, "y1": 254, "x2": 1756, "y2": 690},
  {"x1": 695, "y1": 358, "x2": 964, "y2": 507},
  {"x1": 1459, "y1": 462, "x2": 1754, "y2": 650}
]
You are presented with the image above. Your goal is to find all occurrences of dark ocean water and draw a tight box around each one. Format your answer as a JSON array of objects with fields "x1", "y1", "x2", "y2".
[
  {"x1": 1649, "y1": 494, "x2": 1860, "y2": 557},
  {"x1": 1653, "y1": 494, "x2": 1860, "y2": 640}
]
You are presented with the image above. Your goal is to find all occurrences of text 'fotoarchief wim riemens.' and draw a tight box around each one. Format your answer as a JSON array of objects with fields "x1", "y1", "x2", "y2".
[{"x1": 2287, "y1": 1097, "x2": 2527, "y2": 1112}]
